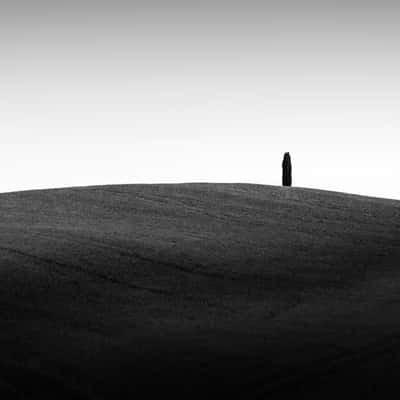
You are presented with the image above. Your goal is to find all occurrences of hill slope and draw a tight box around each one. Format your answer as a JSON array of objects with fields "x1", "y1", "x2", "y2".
[{"x1": 0, "y1": 183, "x2": 400, "y2": 399}]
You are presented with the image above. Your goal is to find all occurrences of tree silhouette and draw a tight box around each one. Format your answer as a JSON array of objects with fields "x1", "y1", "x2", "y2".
[{"x1": 282, "y1": 152, "x2": 292, "y2": 187}]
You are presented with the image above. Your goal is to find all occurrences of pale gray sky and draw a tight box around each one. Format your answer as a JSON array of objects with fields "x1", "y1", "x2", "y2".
[{"x1": 1, "y1": 0, "x2": 399, "y2": 198}]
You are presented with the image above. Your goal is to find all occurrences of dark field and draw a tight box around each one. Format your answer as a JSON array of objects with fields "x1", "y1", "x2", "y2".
[{"x1": 1, "y1": 183, "x2": 400, "y2": 399}]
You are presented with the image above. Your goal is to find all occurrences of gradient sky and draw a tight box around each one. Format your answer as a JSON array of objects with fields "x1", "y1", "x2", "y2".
[{"x1": 1, "y1": 1, "x2": 399, "y2": 198}]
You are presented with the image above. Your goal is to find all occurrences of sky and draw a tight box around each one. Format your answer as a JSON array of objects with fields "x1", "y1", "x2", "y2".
[{"x1": 0, "y1": 0, "x2": 399, "y2": 199}]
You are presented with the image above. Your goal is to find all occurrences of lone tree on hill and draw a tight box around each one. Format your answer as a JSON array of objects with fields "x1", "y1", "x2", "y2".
[{"x1": 282, "y1": 152, "x2": 292, "y2": 187}]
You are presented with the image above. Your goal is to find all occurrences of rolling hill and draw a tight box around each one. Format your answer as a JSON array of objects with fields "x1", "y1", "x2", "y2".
[{"x1": 0, "y1": 183, "x2": 399, "y2": 399}]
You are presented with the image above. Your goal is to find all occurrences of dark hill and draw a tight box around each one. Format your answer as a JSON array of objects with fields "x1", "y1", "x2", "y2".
[{"x1": 0, "y1": 183, "x2": 400, "y2": 399}]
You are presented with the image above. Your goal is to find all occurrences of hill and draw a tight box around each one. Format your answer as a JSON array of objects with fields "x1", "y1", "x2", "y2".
[{"x1": 0, "y1": 183, "x2": 399, "y2": 399}]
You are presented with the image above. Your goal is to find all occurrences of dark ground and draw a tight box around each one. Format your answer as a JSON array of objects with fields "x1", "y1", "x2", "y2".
[{"x1": 0, "y1": 183, "x2": 400, "y2": 399}]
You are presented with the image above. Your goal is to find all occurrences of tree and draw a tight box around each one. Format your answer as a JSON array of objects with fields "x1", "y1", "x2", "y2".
[{"x1": 282, "y1": 152, "x2": 292, "y2": 186}]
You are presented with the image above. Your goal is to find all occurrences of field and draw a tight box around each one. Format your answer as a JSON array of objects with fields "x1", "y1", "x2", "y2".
[{"x1": 0, "y1": 183, "x2": 399, "y2": 399}]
